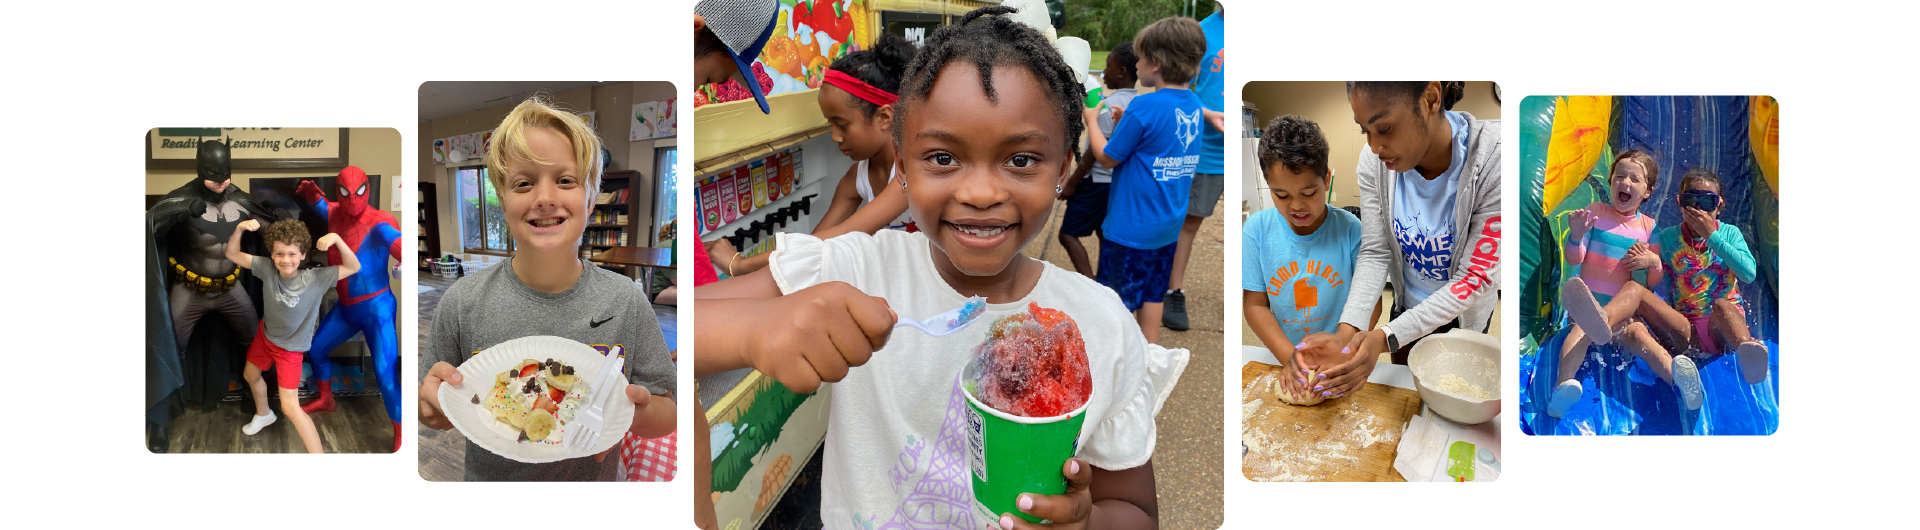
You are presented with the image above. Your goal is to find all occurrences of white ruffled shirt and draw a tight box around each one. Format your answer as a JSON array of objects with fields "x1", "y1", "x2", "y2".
[{"x1": 769, "y1": 230, "x2": 1188, "y2": 529}]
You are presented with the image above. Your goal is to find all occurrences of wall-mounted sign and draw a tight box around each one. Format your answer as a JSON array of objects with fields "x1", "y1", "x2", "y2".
[{"x1": 147, "y1": 128, "x2": 349, "y2": 170}]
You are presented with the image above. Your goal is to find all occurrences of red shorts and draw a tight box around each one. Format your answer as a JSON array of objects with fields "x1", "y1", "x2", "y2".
[{"x1": 246, "y1": 322, "x2": 305, "y2": 390}]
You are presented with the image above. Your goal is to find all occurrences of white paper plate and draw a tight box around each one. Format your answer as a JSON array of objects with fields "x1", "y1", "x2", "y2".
[{"x1": 438, "y1": 335, "x2": 631, "y2": 463}]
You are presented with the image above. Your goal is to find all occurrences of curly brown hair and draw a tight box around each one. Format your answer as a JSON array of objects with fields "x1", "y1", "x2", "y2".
[
  {"x1": 262, "y1": 219, "x2": 312, "y2": 253},
  {"x1": 1258, "y1": 114, "x2": 1331, "y2": 178}
]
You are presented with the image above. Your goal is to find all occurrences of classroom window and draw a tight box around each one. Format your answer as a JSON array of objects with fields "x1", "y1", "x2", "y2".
[
  {"x1": 653, "y1": 146, "x2": 677, "y2": 245},
  {"x1": 457, "y1": 166, "x2": 511, "y2": 254}
]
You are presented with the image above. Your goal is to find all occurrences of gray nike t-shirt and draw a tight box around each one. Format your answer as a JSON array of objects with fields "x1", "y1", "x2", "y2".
[
  {"x1": 253, "y1": 255, "x2": 340, "y2": 352},
  {"x1": 424, "y1": 258, "x2": 676, "y2": 481}
]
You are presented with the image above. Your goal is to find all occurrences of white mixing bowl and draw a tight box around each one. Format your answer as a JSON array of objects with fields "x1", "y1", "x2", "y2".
[{"x1": 1407, "y1": 328, "x2": 1501, "y2": 425}]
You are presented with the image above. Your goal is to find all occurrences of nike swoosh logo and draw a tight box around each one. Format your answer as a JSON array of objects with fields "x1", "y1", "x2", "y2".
[{"x1": 590, "y1": 316, "x2": 615, "y2": 328}]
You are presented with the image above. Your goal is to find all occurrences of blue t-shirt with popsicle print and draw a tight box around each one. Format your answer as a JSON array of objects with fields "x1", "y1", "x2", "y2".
[{"x1": 1241, "y1": 205, "x2": 1362, "y2": 341}]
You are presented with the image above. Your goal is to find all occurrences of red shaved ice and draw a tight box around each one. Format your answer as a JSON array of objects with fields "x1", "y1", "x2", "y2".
[{"x1": 967, "y1": 302, "x2": 1091, "y2": 417}]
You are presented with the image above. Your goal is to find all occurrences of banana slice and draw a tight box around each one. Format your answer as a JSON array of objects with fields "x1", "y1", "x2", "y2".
[
  {"x1": 502, "y1": 404, "x2": 531, "y2": 429},
  {"x1": 546, "y1": 373, "x2": 579, "y2": 392},
  {"x1": 524, "y1": 410, "x2": 557, "y2": 442}
]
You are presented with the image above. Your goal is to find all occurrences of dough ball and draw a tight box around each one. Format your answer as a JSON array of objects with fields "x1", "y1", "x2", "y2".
[{"x1": 1274, "y1": 370, "x2": 1326, "y2": 406}]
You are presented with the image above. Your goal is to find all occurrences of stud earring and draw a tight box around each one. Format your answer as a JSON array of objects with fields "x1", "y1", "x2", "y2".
[{"x1": 1055, "y1": 184, "x2": 1064, "y2": 194}]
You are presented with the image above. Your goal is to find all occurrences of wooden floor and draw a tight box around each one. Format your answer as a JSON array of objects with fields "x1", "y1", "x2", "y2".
[
  {"x1": 162, "y1": 394, "x2": 396, "y2": 454},
  {"x1": 418, "y1": 273, "x2": 466, "y2": 481}
]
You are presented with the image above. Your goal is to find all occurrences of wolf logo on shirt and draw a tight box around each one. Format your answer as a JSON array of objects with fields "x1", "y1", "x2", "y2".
[{"x1": 1174, "y1": 108, "x2": 1201, "y2": 149}]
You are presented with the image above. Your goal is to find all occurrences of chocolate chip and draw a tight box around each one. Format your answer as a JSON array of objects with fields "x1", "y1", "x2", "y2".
[{"x1": 470, "y1": 395, "x2": 480, "y2": 405}]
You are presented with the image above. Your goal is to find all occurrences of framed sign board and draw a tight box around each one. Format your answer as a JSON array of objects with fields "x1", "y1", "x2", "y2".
[{"x1": 146, "y1": 127, "x2": 351, "y2": 170}]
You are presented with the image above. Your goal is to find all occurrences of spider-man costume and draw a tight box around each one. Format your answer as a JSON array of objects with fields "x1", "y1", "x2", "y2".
[{"x1": 294, "y1": 167, "x2": 403, "y2": 452}]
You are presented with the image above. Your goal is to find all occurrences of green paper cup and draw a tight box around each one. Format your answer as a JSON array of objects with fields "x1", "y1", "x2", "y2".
[{"x1": 960, "y1": 369, "x2": 1089, "y2": 525}]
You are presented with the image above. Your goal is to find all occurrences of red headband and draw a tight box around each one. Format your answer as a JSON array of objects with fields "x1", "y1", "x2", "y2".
[{"x1": 824, "y1": 69, "x2": 898, "y2": 107}]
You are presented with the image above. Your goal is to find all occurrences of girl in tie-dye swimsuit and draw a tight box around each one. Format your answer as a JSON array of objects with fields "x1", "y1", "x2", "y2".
[{"x1": 1654, "y1": 168, "x2": 1769, "y2": 386}]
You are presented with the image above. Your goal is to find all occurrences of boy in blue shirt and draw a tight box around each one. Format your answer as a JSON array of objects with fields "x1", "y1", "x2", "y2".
[
  {"x1": 1242, "y1": 115, "x2": 1379, "y2": 399},
  {"x1": 1084, "y1": 16, "x2": 1208, "y2": 344},
  {"x1": 1163, "y1": 6, "x2": 1227, "y2": 331}
]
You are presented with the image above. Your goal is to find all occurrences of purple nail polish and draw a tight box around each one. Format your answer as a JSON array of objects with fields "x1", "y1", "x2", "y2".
[
  {"x1": 1297, "y1": 378, "x2": 1305, "y2": 384},
  {"x1": 1321, "y1": 391, "x2": 1331, "y2": 397},
  {"x1": 1314, "y1": 385, "x2": 1324, "y2": 391},
  {"x1": 1342, "y1": 347, "x2": 1350, "y2": 353}
]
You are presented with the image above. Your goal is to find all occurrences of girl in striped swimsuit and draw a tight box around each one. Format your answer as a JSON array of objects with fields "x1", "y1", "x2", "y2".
[{"x1": 1546, "y1": 150, "x2": 1706, "y2": 417}]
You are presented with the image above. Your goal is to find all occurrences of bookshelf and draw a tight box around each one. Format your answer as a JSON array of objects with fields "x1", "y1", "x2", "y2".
[
  {"x1": 417, "y1": 181, "x2": 441, "y2": 271},
  {"x1": 586, "y1": 170, "x2": 639, "y2": 274}
]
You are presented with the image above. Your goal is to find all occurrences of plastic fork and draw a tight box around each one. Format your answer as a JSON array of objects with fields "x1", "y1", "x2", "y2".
[
  {"x1": 894, "y1": 296, "x2": 989, "y2": 337},
  {"x1": 565, "y1": 345, "x2": 627, "y2": 450}
]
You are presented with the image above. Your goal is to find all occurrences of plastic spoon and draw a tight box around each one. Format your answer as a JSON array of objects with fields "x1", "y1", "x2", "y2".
[{"x1": 894, "y1": 296, "x2": 989, "y2": 337}]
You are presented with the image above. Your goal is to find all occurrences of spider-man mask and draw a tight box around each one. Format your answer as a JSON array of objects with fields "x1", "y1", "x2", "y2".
[{"x1": 336, "y1": 166, "x2": 371, "y2": 217}]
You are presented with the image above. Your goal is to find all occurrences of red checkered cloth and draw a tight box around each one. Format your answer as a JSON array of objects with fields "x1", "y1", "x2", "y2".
[{"x1": 622, "y1": 431, "x2": 677, "y2": 482}]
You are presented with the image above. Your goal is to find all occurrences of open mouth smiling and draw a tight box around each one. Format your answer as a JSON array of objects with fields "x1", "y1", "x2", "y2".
[{"x1": 945, "y1": 220, "x2": 1018, "y2": 248}]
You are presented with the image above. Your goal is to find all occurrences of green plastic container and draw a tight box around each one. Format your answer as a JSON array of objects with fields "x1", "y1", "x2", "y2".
[{"x1": 961, "y1": 371, "x2": 1089, "y2": 525}]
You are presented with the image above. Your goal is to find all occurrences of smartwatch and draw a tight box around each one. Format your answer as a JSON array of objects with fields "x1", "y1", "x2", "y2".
[{"x1": 1381, "y1": 328, "x2": 1399, "y2": 354}]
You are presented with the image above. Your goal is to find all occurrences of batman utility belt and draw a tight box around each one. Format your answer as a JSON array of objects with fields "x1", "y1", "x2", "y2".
[{"x1": 170, "y1": 257, "x2": 241, "y2": 293}]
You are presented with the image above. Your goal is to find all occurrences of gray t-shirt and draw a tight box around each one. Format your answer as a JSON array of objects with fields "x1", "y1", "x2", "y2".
[
  {"x1": 424, "y1": 258, "x2": 676, "y2": 481},
  {"x1": 1090, "y1": 88, "x2": 1139, "y2": 184},
  {"x1": 252, "y1": 255, "x2": 340, "y2": 352}
]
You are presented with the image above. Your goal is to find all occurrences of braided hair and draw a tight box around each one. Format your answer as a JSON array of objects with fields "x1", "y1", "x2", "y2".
[
  {"x1": 828, "y1": 34, "x2": 918, "y2": 117},
  {"x1": 893, "y1": 5, "x2": 1086, "y2": 165}
]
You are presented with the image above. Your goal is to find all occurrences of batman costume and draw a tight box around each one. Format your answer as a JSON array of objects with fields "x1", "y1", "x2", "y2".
[{"x1": 144, "y1": 140, "x2": 278, "y2": 453}]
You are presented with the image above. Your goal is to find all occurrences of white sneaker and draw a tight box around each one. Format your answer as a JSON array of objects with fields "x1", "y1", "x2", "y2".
[
  {"x1": 243, "y1": 411, "x2": 278, "y2": 435},
  {"x1": 1672, "y1": 356, "x2": 1705, "y2": 411},
  {"x1": 1546, "y1": 380, "x2": 1583, "y2": 418},
  {"x1": 1736, "y1": 341, "x2": 1770, "y2": 385}
]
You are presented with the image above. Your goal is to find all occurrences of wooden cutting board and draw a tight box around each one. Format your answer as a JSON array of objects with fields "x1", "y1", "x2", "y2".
[{"x1": 1240, "y1": 361, "x2": 1422, "y2": 482}]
